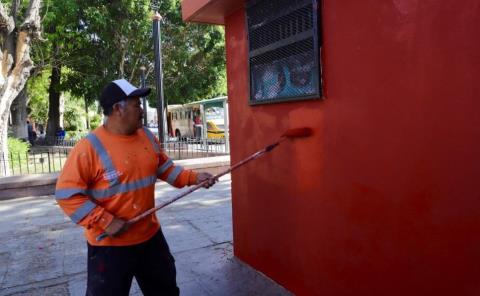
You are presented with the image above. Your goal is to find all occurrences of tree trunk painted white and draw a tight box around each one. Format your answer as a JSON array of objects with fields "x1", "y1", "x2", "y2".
[
  {"x1": 0, "y1": 111, "x2": 10, "y2": 176},
  {"x1": 0, "y1": 0, "x2": 42, "y2": 176},
  {"x1": 59, "y1": 93, "x2": 65, "y2": 128}
]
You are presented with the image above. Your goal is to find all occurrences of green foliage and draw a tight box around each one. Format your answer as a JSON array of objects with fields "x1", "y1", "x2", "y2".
[
  {"x1": 7, "y1": 138, "x2": 31, "y2": 169},
  {"x1": 63, "y1": 0, "x2": 154, "y2": 104},
  {"x1": 7, "y1": 137, "x2": 30, "y2": 156},
  {"x1": 27, "y1": 71, "x2": 50, "y2": 125},
  {"x1": 90, "y1": 113, "x2": 102, "y2": 129},
  {"x1": 28, "y1": 72, "x2": 89, "y2": 132},
  {"x1": 6, "y1": 136, "x2": 67, "y2": 174},
  {"x1": 65, "y1": 130, "x2": 88, "y2": 141},
  {"x1": 28, "y1": 0, "x2": 227, "y2": 134},
  {"x1": 55, "y1": 0, "x2": 225, "y2": 104},
  {"x1": 31, "y1": 0, "x2": 82, "y2": 76},
  {"x1": 63, "y1": 94, "x2": 86, "y2": 131},
  {"x1": 148, "y1": 0, "x2": 227, "y2": 104}
]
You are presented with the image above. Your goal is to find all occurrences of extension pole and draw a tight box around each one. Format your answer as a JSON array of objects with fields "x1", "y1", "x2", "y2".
[{"x1": 96, "y1": 127, "x2": 313, "y2": 241}]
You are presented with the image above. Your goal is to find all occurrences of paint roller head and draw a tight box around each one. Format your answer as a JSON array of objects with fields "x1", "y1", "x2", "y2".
[{"x1": 281, "y1": 127, "x2": 313, "y2": 139}]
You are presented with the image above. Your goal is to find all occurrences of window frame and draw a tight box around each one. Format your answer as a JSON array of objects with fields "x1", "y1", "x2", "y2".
[{"x1": 245, "y1": 0, "x2": 323, "y2": 105}]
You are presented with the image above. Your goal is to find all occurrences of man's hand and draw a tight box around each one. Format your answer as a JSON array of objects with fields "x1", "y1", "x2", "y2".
[
  {"x1": 105, "y1": 217, "x2": 128, "y2": 237},
  {"x1": 196, "y1": 172, "x2": 216, "y2": 188}
]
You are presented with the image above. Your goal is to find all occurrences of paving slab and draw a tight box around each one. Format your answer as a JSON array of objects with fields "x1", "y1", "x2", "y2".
[{"x1": 0, "y1": 174, "x2": 291, "y2": 296}]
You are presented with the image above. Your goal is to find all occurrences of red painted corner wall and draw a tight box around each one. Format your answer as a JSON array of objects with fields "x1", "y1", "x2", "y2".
[{"x1": 225, "y1": 1, "x2": 480, "y2": 295}]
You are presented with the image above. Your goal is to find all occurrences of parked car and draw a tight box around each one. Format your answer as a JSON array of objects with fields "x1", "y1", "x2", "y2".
[{"x1": 206, "y1": 120, "x2": 225, "y2": 139}]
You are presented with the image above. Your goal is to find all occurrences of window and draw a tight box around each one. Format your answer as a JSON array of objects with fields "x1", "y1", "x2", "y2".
[{"x1": 247, "y1": 0, "x2": 322, "y2": 104}]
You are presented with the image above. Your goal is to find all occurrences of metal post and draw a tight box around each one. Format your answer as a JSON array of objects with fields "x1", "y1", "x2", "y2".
[
  {"x1": 200, "y1": 104, "x2": 207, "y2": 150},
  {"x1": 17, "y1": 153, "x2": 21, "y2": 175},
  {"x1": 26, "y1": 152, "x2": 29, "y2": 174},
  {"x1": 10, "y1": 152, "x2": 14, "y2": 175},
  {"x1": 33, "y1": 152, "x2": 37, "y2": 173},
  {"x1": 1, "y1": 153, "x2": 5, "y2": 175},
  {"x1": 152, "y1": 12, "x2": 166, "y2": 144},
  {"x1": 52, "y1": 150, "x2": 56, "y2": 171},
  {"x1": 41, "y1": 153, "x2": 45, "y2": 173},
  {"x1": 140, "y1": 66, "x2": 147, "y2": 126},
  {"x1": 47, "y1": 152, "x2": 51, "y2": 173},
  {"x1": 223, "y1": 98, "x2": 230, "y2": 154},
  {"x1": 58, "y1": 150, "x2": 62, "y2": 168}
]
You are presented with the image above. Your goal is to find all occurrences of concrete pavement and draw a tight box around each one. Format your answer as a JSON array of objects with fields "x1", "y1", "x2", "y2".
[{"x1": 0, "y1": 174, "x2": 291, "y2": 296}]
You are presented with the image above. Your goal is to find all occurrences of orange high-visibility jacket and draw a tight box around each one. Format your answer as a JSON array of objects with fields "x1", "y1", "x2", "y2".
[{"x1": 55, "y1": 126, "x2": 198, "y2": 246}]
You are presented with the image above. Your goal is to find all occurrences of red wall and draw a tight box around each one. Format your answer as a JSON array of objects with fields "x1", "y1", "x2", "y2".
[{"x1": 225, "y1": 1, "x2": 480, "y2": 295}]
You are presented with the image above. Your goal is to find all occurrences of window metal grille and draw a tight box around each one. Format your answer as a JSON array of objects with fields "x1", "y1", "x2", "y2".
[{"x1": 247, "y1": 0, "x2": 322, "y2": 104}]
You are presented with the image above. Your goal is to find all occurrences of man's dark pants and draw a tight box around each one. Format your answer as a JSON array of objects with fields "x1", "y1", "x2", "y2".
[{"x1": 86, "y1": 229, "x2": 179, "y2": 296}]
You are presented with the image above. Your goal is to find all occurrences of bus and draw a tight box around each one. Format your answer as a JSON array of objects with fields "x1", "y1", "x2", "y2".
[
  {"x1": 166, "y1": 96, "x2": 228, "y2": 140},
  {"x1": 166, "y1": 104, "x2": 198, "y2": 139}
]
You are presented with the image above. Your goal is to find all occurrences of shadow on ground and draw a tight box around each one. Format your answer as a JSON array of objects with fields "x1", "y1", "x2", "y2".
[{"x1": 0, "y1": 175, "x2": 291, "y2": 296}]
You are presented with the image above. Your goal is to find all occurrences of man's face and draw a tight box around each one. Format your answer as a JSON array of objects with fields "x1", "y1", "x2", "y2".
[{"x1": 116, "y1": 97, "x2": 143, "y2": 133}]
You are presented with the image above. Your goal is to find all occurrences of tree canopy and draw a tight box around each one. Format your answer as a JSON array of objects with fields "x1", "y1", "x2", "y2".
[
  {"x1": 34, "y1": 0, "x2": 226, "y2": 106},
  {"x1": 0, "y1": 0, "x2": 226, "y2": 168}
]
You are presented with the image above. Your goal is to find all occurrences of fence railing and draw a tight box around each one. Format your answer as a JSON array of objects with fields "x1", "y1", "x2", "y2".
[
  {"x1": 1, "y1": 149, "x2": 70, "y2": 176},
  {"x1": 1, "y1": 137, "x2": 228, "y2": 176},
  {"x1": 34, "y1": 136, "x2": 79, "y2": 147},
  {"x1": 162, "y1": 138, "x2": 228, "y2": 159}
]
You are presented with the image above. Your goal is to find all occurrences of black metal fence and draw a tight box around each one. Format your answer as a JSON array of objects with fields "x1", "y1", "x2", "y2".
[
  {"x1": 1, "y1": 148, "x2": 70, "y2": 176},
  {"x1": 1, "y1": 137, "x2": 228, "y2": 176},
  {"x1": 163, "y1": 138, "x2": 228, "y2": 159},
  {"x1": 34, "y1": 136, "x2": 79, "y2": 147}
]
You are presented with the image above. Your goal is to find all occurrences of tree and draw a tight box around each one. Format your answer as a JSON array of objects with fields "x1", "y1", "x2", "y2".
[
  {"x1": 22, "y1": 0, "x2": 226, "y2": 149},
  {"x1": 157, "y1": 0, "x2": 226, "y2": 104},
  {"x1": 10, "y1": 86, "x2": 28, "y2": 139},
  {"x1": 33, "y1": 0, "x2": 83, "y2": 137},
  {"x1": 0, "y1": 0, "x2": 41, "y2": 176},
  {"x1": 64, "y1": 0, "x2": 226, "y2": 107},
  {"x1": 27, "y1": 70, "x2": 49, "y2": 125},
  {"x1": 63, "y1": 0, "x2": 154, "y2": 103}
]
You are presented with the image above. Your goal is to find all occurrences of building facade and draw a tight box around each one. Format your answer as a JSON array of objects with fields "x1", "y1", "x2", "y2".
[{"x1": 182, "y1": 1, "x2": 480, "y2": 295}]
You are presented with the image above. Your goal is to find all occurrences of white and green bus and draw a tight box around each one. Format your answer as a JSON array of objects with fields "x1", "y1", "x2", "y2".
[{"x1": 166, "y1": 96, "x2": 228, "y2": 141}]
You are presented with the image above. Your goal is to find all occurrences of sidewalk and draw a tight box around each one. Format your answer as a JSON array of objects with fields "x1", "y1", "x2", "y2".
[
  {"x1": 0, "y1": 156, "x2": 231, "y2": 200},
  {"x1": 0, "y1": 175, "x2": 291, "y2": 296}
]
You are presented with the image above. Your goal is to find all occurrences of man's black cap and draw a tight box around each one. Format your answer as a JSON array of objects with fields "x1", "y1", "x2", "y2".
[{"x1": 99, "y1": 79, "x2": 151, "y2": 110}]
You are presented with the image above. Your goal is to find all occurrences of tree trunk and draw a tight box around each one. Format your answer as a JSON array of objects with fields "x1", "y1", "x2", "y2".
[
  {"x1": 9, "y1": 86, "x2": 28, "y2": 140},
  {"x1": 0, "y1": 0, "x2": 42, "y2": 176},
  {"x1": 46, "y1": 45, "x2": 62, "y2": 138},
  {"x1": 59, "y1": 92, "x2": 65, "y2": 127},
  {"x1": 0, "y1": 109, "x2": 10, "y2": 176}
]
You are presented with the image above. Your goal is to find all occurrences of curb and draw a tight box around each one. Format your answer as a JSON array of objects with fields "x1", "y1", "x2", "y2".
[{"x1": 0, "y1": 156, "x2": 230, "y2": 201}]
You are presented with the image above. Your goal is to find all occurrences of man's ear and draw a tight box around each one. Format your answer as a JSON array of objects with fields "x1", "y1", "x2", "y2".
[{"x1": 112, "y1": 103, "x2": 123, "y2": 116}]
